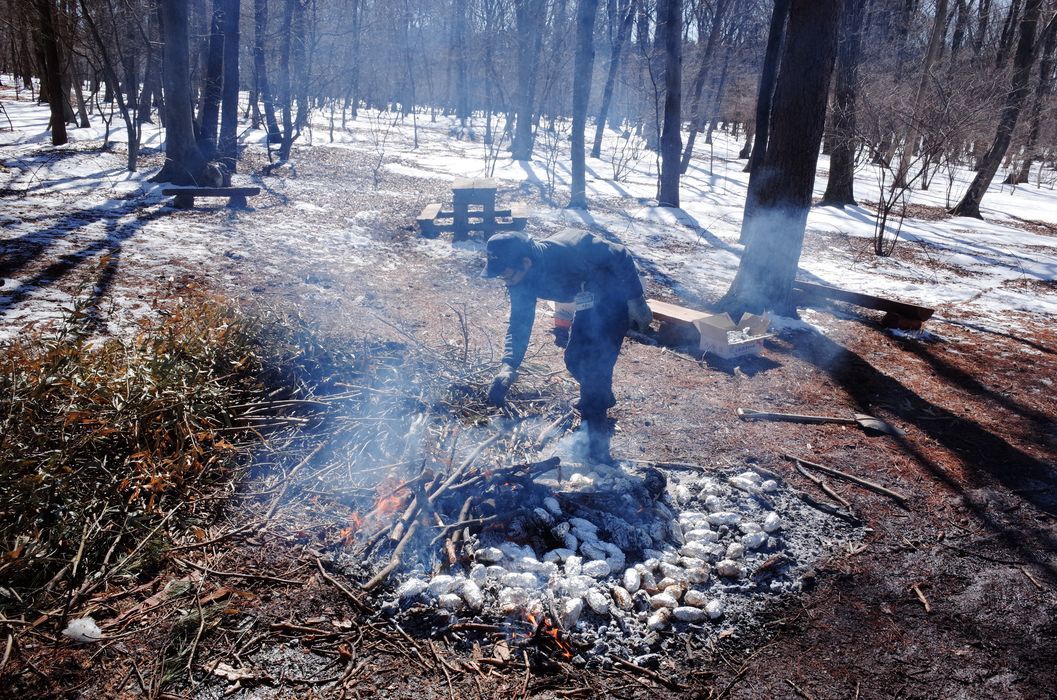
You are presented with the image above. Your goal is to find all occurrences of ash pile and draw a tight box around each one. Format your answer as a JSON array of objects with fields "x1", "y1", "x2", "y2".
[{"x1": 336, "y1": 424, "x2": 861, "y2": 663}]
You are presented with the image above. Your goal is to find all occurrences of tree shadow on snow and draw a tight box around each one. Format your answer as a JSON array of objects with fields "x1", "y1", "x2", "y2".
[{"x1": 0, "y1": 207, "x2": 169, "y2": 324}]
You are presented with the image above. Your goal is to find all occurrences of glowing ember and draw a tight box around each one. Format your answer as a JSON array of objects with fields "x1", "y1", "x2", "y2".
[{"x1": 525, "y1": 612, "x2": 573, "y2": 658}]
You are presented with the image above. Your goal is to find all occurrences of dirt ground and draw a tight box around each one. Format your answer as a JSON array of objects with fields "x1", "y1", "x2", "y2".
[{"x1": 4, "y1": 142, "x2": 1057, "y2": 699}]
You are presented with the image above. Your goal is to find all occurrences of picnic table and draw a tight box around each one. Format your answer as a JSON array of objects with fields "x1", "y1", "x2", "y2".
[{"x1": 417, "y1": 177, "x2": 527, "y2": 241}]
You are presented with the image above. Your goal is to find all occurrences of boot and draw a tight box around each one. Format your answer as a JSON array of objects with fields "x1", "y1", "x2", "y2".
[{"x1": 586, "y1": 416, "x2": 614, "y2": 464}]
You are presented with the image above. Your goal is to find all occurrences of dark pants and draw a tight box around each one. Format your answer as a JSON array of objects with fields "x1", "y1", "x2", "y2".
[{"x1": 563, "y1": 298, "x2": 628, "y2": 422}]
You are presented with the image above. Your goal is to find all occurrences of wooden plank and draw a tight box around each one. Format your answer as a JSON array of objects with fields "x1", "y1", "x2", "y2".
[
  {"x1": 416, "y1": 203, "x2": 443, "y2": 222},
  {"x1": 161, "y1": 187, "x2": 261, "y2": 197},
  {"x1": 452, "y1": 177, "x2": 497, "y2": 192},
  {"x1": 647, "y1": 299, "x2": 711, "y2": 347},
  {"x1": 646, "y1": 299, "x2": 710, "y2": 325},
  {"x1": 792, "y1": 281, "x2": 934, "y2": 325}
]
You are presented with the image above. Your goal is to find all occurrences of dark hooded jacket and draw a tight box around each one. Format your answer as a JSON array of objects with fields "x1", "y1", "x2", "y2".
[{"x1": 502, "y1": 229, "x2": 643, "y2": 368}]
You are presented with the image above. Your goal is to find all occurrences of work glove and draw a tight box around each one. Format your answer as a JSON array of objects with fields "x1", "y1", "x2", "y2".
[
  {"x1": 487, "y1": 364, "x2": 517, "y2": 406},
  {"x1": 627, "y1": 295, "x2": 653, "y2": 332}
]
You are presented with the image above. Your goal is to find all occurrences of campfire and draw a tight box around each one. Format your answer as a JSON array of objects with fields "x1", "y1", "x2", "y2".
[{"x1": 331, "y1": 411, "x2": 861, "y2": 663}]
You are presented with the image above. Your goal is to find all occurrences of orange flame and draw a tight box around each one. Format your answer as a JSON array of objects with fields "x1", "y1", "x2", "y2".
[
  {"x1": 524, "y1": 612, "x2": 573, "y2": 658},
  {"x1": 372, "y1": 477, "x2": 411, "y2": 516},
  {"x1": 339, "y1": 512, "x2": 365, "y2": 544}
]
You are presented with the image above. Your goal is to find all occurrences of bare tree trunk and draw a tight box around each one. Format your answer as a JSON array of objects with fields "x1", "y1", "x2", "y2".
[
  {"x1": 949, "y1": 0, "x2": 969, "y2": 65},
  {"x1": 137, "y1": 11, "x2": 160, "y2": 124},
  {"x1": 36, "y1": 0, "x2": 68, "y2": 145},
  {"x1": 218, "y1": 0, "x2": 240, "y2": 171},
  {"x1": 452, "y1": 0, "x2": 469, "y2": 126},
  {"x1": 743, "y1": 0, "x2": 789, "y2": 177},
  {"x1": 894, "y1": 0, "x2": 948, "y2": 188},
  {"x1": 821, "y1": 0, "x2": 866, "y2": 207},
  {"x1": 973, "y1": 0, "x2": 993, "y2": 61},
  {"x1": 73, "y1": 67, "x2": 91, "y2": 128},
  {"x1": 569, "y1": 0, "x2": 601, "y2": 209},
  {"x1": 995, "y1": 0, "x2": 1023, "y2": 68},
  {"x1": 510, "y1": 0, "x2": 545, "y2": 159},
  {"x1": 679, "y1": 0, "x2": 730, "y2": 172},
  {"x1": 720, "y1": 0, "x2": 842, "y2": 315},
  {"x1": 254, "y1": 0, "x2": 281, "y2": 142},
  {"x1": 197, "y1": 0, "x2": 224, "y2": 159},
  {"x1": 277, "y1": 0, "x2": 294, "y2": 162},
  {"x1": 658, "y1": 0, "x2": 681, "y2": 206},
  {"x1": 81, "y1": 0, "x2": 138, "y2": 169},
  {"x1": 155, "y1": 0, "x2": 207, "y2": 183},
  {"x1": 591, "y1": 0, "x2": 636, "y2": 158},
  {"x1": 738, "y1": 121, "x2": 755, "y2": 159},
  {"x1": 1006, "y1": 17, "x2": 1057, "y2": 184},
  {"x1": 952, "y1": 0, "x2": 1047, "y2": 217},
  {"x1": 704, "y1": 46, "x2": 731, "y2": 145},
  {"x1": 347, "y1": 0, "x2": 361, "y2": 119}
]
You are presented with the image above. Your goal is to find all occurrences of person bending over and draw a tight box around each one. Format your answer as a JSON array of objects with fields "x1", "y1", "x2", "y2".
[{"x1": 481, "y1": 229, "x2": 652, "y2": 463}]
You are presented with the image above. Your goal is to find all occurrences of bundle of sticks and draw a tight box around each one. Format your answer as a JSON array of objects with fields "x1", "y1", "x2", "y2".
[{"x1": 355, "y1": 447, "x2": 563, "y2": 591}]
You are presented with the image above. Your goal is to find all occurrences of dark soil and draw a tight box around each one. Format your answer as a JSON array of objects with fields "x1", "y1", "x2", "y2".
[{"x1": 3, "y1": 141, "x2": 1056, "y2": 700}]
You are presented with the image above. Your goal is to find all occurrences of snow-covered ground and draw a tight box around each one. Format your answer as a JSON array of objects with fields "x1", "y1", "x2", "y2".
[{"x1": 3, "y1": 80, "x2": 1057, "y2": 344}]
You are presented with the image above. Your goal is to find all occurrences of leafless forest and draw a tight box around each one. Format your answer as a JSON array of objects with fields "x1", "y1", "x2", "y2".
[{"x1": 3, "y1": 1, "x2": 1057, "y2": 698}]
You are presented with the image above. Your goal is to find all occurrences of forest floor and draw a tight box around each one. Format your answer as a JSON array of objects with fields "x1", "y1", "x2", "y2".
[{"x1": 2, "y1": 89, "x2": 1057, "y2": 699}]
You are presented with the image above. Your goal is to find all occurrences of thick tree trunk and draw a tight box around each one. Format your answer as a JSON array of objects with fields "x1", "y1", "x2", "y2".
[
  {"x1": 952, "y1": 0, "x2": 1046, "y2": 218},
  {"x1": 218, "y1": 0, "x2": 240, "y2": 171},
  {"x1": 657, "y1": 0, "x2": 681, "y2": 207},
  {"x1": 510, "y1": 0, "x2": 544, "y2": 159},
  {"x1": 591, "y1": 0, "x2": 636, "y2": 158},
  {"x1": 821, "y1": 0, "x2": 867, "y2": 208},
  {"x1": 35, "y1": 0, "x2": 68, "y2": 145},
  {"x1": 155, "y1": 0, "x2": 207, "y2": 183},
  {"x1": 743, "y1": 0, "x2": 790, "y2": 177},
  {"x1": 720, "y1": 0, "x2": 842, "y2": 316},
  {"x1": 569, "y1": 0, "x2": 601, "y2": 209},
  {"x1": 197, "y1": 0, "x2": 224, "y2": 159}
]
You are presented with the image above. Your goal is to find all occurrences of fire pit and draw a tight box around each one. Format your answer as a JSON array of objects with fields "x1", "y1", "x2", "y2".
[{"x1": 331, "y1": 417, "x2": 863, "y2": 664}]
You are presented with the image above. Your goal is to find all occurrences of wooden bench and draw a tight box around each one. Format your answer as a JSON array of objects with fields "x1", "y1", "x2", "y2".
[
  {"x1": 415, "y1": 200, "x2": 529, "y2": 239},
  {"x1": 162, "y1": 186, "x2": 261, "y2": 209},
  {"x1": 792, "y1": 280, "x2": 935, "y2": 329}
]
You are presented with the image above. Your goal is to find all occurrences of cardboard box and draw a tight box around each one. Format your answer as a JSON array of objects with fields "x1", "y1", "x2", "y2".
[
  {"x1": 693, "y1": 312, "x2": 772, "y2": 359},
  {"x1": 646, "y1": 299, "x2": 711, "y2": 347}
]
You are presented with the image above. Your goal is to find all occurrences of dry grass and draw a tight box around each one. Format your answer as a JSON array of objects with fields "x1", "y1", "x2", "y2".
[{"x1": 0, "y1": 295, "x2": 271, "y2": 613}]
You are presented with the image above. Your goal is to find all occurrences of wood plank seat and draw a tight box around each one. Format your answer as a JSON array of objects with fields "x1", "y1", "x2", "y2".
[
  {"x1": 792, "y1": 280, "x2": 935, "y2": 329},
  {"x1": 417, "y1": 202, "x2": 444, "y2": 236},
  {"x1": 162, "y1": 186, "x2": 260, "y2": 209}
]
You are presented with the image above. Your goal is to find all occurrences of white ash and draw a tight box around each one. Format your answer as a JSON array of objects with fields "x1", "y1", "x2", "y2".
[
  {"x1": 360, "y1": 464, "x2": 863, "y2": 661},
  {"x1": 62, "y1": 617, "x2": 104, "y2": 643}
]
